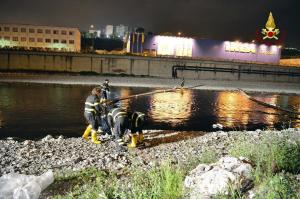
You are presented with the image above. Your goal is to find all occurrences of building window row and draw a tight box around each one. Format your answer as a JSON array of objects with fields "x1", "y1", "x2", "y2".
[
  {"x1": 0, "y1": 27, "x2": 74, "y2": 35},
  {"x1": 0, "y1": 36, "x2": 75, "y2": 44}
]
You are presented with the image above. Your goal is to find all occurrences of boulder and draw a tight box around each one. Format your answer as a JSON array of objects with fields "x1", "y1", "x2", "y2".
[{"x1": 184, "y1": 156, "x2": 252, "y2": 198}]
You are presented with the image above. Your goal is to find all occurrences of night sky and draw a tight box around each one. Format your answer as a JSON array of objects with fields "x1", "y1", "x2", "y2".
[{"x1": 1, "y1": 0, "x2": 299, "y2": 47}]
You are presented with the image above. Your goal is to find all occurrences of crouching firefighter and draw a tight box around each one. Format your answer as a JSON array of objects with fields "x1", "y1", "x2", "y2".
[
  {"x1": 107, "y1": 107, "x2": 130, "y2": 149},
  {"x1": 82, "y1": 87, "x2": 105, "y2": 144},
  {"x1": 128, "y1": 111, "x2": 146, "y2": 148}
]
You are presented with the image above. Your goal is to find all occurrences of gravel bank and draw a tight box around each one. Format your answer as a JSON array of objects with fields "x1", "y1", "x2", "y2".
[
  {"x1": 1, "y1": 72, "x2": 300, "y2": 94},
  {"x1": 1, "y1": 129, "x2": 299, "y2": 177}
]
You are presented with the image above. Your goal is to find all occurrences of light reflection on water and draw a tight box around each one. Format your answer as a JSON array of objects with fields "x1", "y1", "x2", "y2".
[
  {"x1": 217, "y1": 91, "x2": 279, "y2": 128},
  {"x1": 149, "y1": 89, "x2": 193, "y2": 126},
  {"x1": 216, "y1": 92, "x2": 253, "y2": 128},
  {"x1": 0, "y1": 83, "x2": 299, "y2": 138}
]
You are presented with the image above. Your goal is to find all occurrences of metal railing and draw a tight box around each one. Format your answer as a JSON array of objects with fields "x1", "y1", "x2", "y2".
[{"x1": 172, "y1": 65, "x2": 300, "y2": 79}]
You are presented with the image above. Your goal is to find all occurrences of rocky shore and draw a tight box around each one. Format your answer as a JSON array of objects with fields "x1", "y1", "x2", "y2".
[
  {"x1": 1, "y1": 128, "x2": 300, "y2": 198},
  {"x1": 0, "y1": 129, "x2": 296, "y2": 176}
]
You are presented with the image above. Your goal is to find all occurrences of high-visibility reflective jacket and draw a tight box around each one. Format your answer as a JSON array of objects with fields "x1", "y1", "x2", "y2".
[
  {"x1": 131, "y1": 111, "x2": 145, "y2": 132},
  {"x1": 107, "y1": 107, "x2": 129, "y2": 140},
  {"x1": 107, "y1": 107, "x2": 128, "y2": 127},
  {"x1": 84, "y1": 95, "x2": 103, "y2": 115}
]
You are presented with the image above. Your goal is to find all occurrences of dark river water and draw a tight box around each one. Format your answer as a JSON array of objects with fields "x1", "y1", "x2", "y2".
[{"x1": 0, "y1": 83, "x2": 299, "y2": 139}]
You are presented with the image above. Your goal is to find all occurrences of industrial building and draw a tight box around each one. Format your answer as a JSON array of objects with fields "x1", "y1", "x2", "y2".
[
  {"x1": 127, "y1": 12, "x2": 282, "y2": 64},
  {"x1": 0, "y1": 23, "x2": 81, "y2": 52},
  {"x1": 128, "y1": 34, "x2": 282, "y2": 64}
]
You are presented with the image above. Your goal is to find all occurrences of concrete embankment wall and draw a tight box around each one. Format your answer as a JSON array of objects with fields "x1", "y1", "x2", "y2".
[{"x1": 0, "y1": 51, "x2": 299, "y2": 83}]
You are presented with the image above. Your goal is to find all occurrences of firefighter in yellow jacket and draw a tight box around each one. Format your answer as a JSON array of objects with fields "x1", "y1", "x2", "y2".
[{"x1": 82, "y1": 87, "x2": 105, "y2": 144}]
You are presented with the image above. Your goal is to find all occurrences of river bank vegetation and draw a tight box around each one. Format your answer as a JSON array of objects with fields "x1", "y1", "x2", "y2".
[{"x1": 40, "y1": 129, "x2": 300, "y2": 199}]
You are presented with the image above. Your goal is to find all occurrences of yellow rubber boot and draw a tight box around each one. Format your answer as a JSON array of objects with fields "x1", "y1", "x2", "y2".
[
  {"x1": 82, "y1": 125, "x2": 92, "y2": 140},
  {"x1": 91, "y1": 131, "x2": 101, "y2": 144},
  {"x1": 128, "y1": 134, "x2": 137, "y2": 148},
  {"x1": 138, "y1": 134, "x2": 144, "y2": 144}
]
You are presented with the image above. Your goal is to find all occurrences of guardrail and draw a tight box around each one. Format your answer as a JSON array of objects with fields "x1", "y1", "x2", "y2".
[{"x1": 172, "y1": 65, "x2": 300, "y2": 79}]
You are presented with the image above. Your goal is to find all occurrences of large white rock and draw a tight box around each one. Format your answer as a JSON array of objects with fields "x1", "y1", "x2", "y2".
[{"x1": 184, "y1": 156, "x2": 252, "y2": 199}]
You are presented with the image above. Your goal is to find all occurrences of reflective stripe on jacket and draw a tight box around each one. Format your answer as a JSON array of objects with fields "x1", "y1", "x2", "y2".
[
  {"x1": 84, "y1": 95, "x2": 102, "y2": 114},
  {"x1": 107, "y1": 108, "x2": 128, "y2": 126},
  {"x1": 131, "y1": 112, "x2": 145, "y2": 128}
]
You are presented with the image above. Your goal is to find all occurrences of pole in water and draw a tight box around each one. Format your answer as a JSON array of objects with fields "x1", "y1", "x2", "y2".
[
  {"x1": 180, "y1": 78, "x2": 185, "y2": 95},
  {"x1": 180, "y1": 78, "x2": 185, "y2": 88}
]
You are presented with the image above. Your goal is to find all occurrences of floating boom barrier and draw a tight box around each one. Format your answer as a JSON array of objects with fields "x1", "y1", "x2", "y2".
[
  {"x1": 105, "y1": 84, "x2": 204, "y2": 105},
  {"x1": 238, "y1": 89, "x2": 300, "y2": 116}
]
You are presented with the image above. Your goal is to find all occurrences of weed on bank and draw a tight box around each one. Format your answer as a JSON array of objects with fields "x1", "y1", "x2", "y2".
[
  {"x1": 228, "y1": 130, "x2": 300, "y2": 198},
  {"x1": 45, "y1": 130, "x2": 300, "y2": 199}
]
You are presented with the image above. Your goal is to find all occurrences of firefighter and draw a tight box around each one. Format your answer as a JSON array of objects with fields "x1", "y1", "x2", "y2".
[
  {"x1": 82, "y1": 87, "x2": 104, "y2": 144},
  {"x1": 99, "y1": 79, "x2": 111, "y2": 135},
  {"x1": 128, "y1": 111, "x2": 146, "y2": 148},
  {"x1": 107, "y1": 107, "x2": 130, "y2": 149},
  {"x1": 100, "y1": 79, "x2": 110, "y2": 102}
]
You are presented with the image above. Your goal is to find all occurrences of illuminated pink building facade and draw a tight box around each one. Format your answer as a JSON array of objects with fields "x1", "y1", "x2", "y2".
[{"x1": 129, "y1": 34, "x2": 281, "y2": 64}]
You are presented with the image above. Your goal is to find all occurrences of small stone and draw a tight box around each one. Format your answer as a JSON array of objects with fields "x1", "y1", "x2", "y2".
[
  {"x1": 42, "y1": 135, "x2": 53, "y2": 142},
  {"x1": 23, "y1": 140, "x2": 32, "y2": 146},
  {"x1": 57, "y1": 135, "x2": 64, "y2": 140}
]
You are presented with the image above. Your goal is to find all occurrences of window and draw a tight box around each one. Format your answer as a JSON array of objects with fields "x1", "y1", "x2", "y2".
[
  {"x1": 61, "y1": 30, "x2": 67, "y2": 35},
  {"x1": 53, "y1": 30, "x2": 59, "y2": 34},
  {"x1": 12, "y1": 37, "x2": 18, "y2": 41},
  {"x1": 29, "y1": 28, "x2": 35, "y2": 33},
  {"x1": 12, "y1": 27, "x2": 18, "y2": 32},
  {"x1": 69, "y1": 31, "x2": 74, "y2": 35},
  {"x1": 21, "y1": 37, "x2": 26, "y2": 42},
  {"x1": 61, "y1": 39, "x2": 67, "y2": 44},
  {"x1": 69, "y1": 40, "x2": 74, "y2": 44},
  {"x1": 37, "y1": 38, "x2": 43, "y2": 42},
  {"x1": 29, "y1": 38, "x2": 35, "y2": 42},
  {"x1": 4, "y1": 36, "x2": 10, "y2": 40},
  {"x1": 53, "y1": 39, "x2": 59, "y2": 43},
  {"x1": 45, "y1": 39, "x2": 51, "y2": 43},
  {"x1": 4, "y1": 27, "x2": 10, "y2": 32},
  {"x1": 21, "y1": 28, "x2": 26, "y2": 32},
  {"x1": 37, "y1": 29, "x2": 43, "y2": 33},
  {"x1": 45, "y1": 29, "x2": 51, "y2": 34}
]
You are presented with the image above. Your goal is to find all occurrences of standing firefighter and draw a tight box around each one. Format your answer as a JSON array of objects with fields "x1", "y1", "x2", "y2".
[
  {"x1": 128, "y1": 111, "x2": 146, "y2": 148},
  {"x1": 99, "y1": 79, "x2": 111, "y2": 135},
  {"x1": 100, "y1": 79, "x2": 110, "y2": 103},
  {"x1": 107, "y1": 107, "x2": 130, "y2": 149},
  {"x1": 82, "y1": 87, "x2": 104, "y2": 144}
]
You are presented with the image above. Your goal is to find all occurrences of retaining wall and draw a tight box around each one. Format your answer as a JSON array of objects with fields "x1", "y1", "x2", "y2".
[{"x1": 0, "y1": 51, "x2": 299, "y2": 83}]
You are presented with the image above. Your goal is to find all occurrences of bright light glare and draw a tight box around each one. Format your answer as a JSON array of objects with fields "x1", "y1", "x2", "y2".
[{"x1": 156, "y1": 36, "x2": 193, "y2": 57}]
